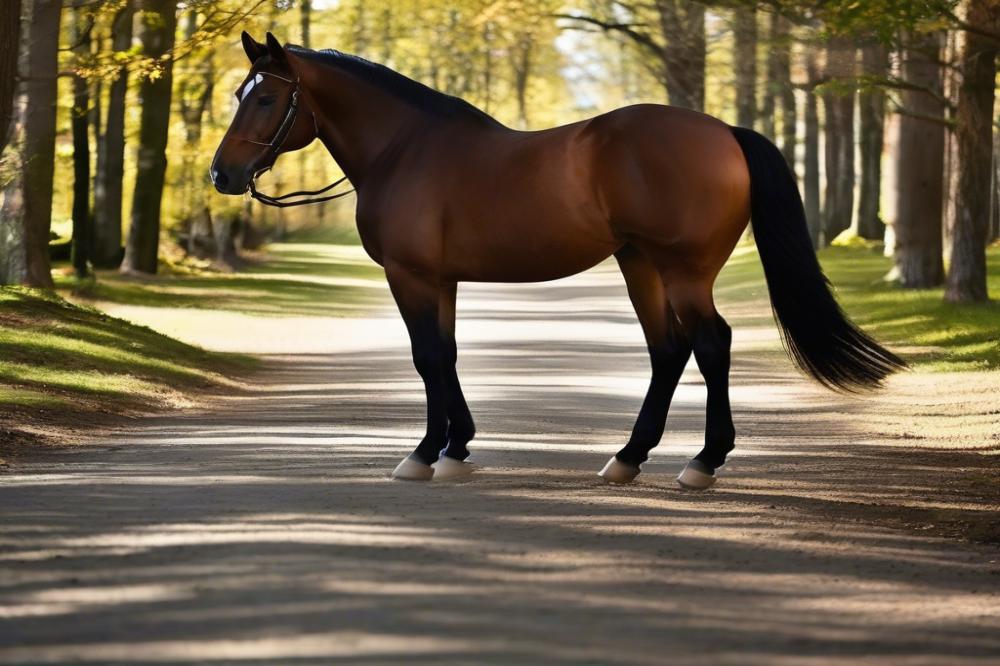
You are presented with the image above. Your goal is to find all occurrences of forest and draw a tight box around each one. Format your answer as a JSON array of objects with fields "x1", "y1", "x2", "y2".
[{"x1": 0, "y1": 0, "x2": 998, "y2": 300}]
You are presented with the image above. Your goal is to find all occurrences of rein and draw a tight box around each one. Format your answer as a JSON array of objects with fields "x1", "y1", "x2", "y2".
[{"x1": 235, "y1": 71, "x2": 355, "y2": 208}]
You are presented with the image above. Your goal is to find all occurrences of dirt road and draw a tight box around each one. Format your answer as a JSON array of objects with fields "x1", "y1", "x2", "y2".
[{"x1": 2, "y1": 261, "x2": 999, "y2": 664}]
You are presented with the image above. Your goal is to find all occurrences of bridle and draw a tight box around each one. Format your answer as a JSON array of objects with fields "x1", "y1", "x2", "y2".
[{"x1": 233, "y1": 71, "x2": 355, "y2": 208}]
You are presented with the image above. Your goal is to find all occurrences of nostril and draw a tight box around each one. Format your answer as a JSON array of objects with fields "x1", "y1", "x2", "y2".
[{"x1": 213, "y1": 170, "x2": 229, "y2": 189}]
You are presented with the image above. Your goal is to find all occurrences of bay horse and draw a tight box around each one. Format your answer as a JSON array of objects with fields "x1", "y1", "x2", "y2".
[{"x1": 211, "y1": 32, "x2": 904, "y2": 489}]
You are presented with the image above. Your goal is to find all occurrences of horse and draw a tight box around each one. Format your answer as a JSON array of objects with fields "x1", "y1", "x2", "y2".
[{"x1": 211, "y1": 32, "x2": 905, "y2": 489}]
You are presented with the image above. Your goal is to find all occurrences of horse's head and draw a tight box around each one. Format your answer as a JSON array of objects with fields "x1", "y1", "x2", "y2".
[{"x1": 210, "y1": 32, "x2": 318, "y2": 195}]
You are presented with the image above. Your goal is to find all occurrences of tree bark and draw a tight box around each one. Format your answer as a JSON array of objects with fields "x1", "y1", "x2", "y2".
[
  {"x1": 0, "y1": 0, "x2": 21, "y2": 154},
  {"x1": 14, "y1": 0, "x2": 61, "y2": 287},
  {"x1": 300, "y1": 0, "x2": 311, "y2": 47},
  {"x1": 821, "y1": 36, "x2": 856, "y2": 244},
  {"x1": 511, "y1": 31, "x2": 534, "y2": 129},
  {"x1": 774, "y1": 16, "x2": 796, "y2": 170},
  {"x1": 93, "y1": 1, "x2": 133, "y2": 269},
  {"x1": 71, "y1": 3, "x2": 93, "y2": 278},
  {"x1": 856, "y1": 42, "x2": 888, "y2": 241},
  {"x1": 945, "y1": 0, "x2": 1000, "y2": 303},
  {"x1": 732, "y1": 6, "x2": 756, "y2": 129},
  {"x1": 656, "y1": 1, "x2": 705, "y2": 110},
  {"x1": 893, "y1": 33, "x2": 946, "y2": 288},
  {"x1": 760, "y1": 12, "x2": 780, "y2": 142},
  {"x1": 804, "y1": 49, "x2": 821, "y2": 248},
  {"x1": 992, "y1": 127, "x2": 1000, "y2": 242},
  {"x1": 122, "y1": 0, "x2": 178, "y2": 275}
]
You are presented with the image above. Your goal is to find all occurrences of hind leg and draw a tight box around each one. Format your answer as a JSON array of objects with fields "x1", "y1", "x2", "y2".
[
  {"x1": 599, "y1": 245, "x2": 692, "y2": 483},
  {"x1": 434, "y1": 282, "x2": 477, "y2": 480},
  {"x1": 668, "y1": 285, "x2": 736, "y2": 489}
]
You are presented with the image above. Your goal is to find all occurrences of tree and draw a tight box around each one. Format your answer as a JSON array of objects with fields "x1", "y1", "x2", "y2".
[
  {"x1": 822, "y1": 35, "x2": 856, "y2": 244},
  {"x1": 732, "y1": 5, "x2": 757, "y2": 129},
  {"x1": 856, "y1": 42, "x2": 888, "y2": 241},
  {"x1": 773, "y1": 15, "x2": 796, "y2": 169},
  {"x1": 945, "y1": 0, "x2": 1000, "y2": 303},
  {"x1": 0, "y1": 0, "x2": 62, "y2": 288},
  {"x1": 122, "y1": 0, "x2": 178, "y2": 275},
  {"x1": 558, "y1": 1, "x2": 706, "y2": 110},
  {"x1": 892, "y1": 32, "x2": 946, "y2": 288},
  {"x1": 71, "y1": 2, "x2": 94, "y2": 279},
  {"x1": 0, "y1": 0, "x2": 21, "y2": 154},
  {"x1": 803, "y1": 47, "x2": 822, "y2": 248},
  {"x1": 93, "y1": 1, "x2": 133, "y2": 269}
]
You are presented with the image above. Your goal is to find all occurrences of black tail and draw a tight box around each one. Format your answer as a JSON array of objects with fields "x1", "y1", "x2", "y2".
[{"x1": 730, "y1": 126, "x2": 906, "y2": 391}]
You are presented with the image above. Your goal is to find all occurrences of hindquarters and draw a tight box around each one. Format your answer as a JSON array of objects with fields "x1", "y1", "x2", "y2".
[{"x1": 588, "y1": 104, "x2": 751, "y2": 284}]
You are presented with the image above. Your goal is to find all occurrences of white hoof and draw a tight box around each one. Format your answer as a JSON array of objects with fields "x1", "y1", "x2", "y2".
[
  {"x1": 432, "y1": 456, "x2": 476, "y2": 481},
  {"x1": 676, "y1": 460, "x2": 716, "y2": 490},
  {"x1": 391, "y1": 455, "x2": 434, "y2": 481},
  {"x1": 598, "y1": 456, "x2": 641, "y2": 484}
]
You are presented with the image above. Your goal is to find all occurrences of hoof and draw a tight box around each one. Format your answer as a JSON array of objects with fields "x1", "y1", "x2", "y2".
[
  {"x1": 676, "y1": 459, "x2": 716, "y2": 490},
  {"x1": 391, "y1": 455, "x2": 434, "y2": 481},
  {"x1": 432, "y1": 456, "x2": 476, "y2": 481},
  {"x1": 598, "y1": 456, "x2": 641, "y2": 484}
]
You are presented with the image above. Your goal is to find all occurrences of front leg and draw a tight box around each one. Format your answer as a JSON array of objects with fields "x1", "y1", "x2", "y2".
[{"x1": 386, "y1": 264, "x2": 449, "y2": 480}]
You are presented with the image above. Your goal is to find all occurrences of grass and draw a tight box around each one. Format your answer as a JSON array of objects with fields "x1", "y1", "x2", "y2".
[
  {"x1": 57, "y1": 243, "x2": 388, "y2": 318},
  {"x1": 0, "y1": 288, "x2": 256, "y2": 460},
  {"x1": 716, "y1": 243, "x2": 1000, "y2": 372}
]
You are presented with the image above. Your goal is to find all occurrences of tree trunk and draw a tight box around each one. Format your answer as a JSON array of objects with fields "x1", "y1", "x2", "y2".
[
  {"x1": 71, "y1": 3, "x2": 93, "y2": 279},
  {"x1": 821, "y1": 36, "x2": 856, "y2": 245},
  {"x1": 893, "y1": 33, "x2": 946, "y2": 288},
  {"x1": 732, "y1": 6, "x2": 756, "y2": 129},
  {"x1": 299, "y1": 0, "x2": 311, "y2": 195},
  {"x1": 856, "y1": 42, "x2": 888, "y2": 241},
  {"x1": 0, "y1": 0, "x2": 21, "y2": 154},
  {"x1": 656, "y1": 1, "x2": 705, "y2": 110},
  {"x1": 992, "y1": 127, "x2": 1000, "y2": 242},
  {"x1": 511, "y1": 32, "x2": 533, "y2": 130},
  {"x1": 93, "y1": 2, "x2": 132, "y2": 269},
  {"x1": 774, "y1": 16, "x2": 796, "y2": 169},
  {"x1": 16, "y1": 0, "x2": 61, "y2": 287},
  {"x1": 0, "y1": 0, "x2": 27, "y2": 285},
  {"x1": 945, "y1": 0, "x2": 1000, "y2": 303},
  {"x1": 122, "y1": 0, "x2": 178, "y2": 275},
  {"x1": 804, "y1": 49, "x2": 821, "y2": 248},
  {"x1": 300, "y1": 0, "x2": 311, "y2": 47},
  {"x1": 760, "y1": 12, "x2": 780, "y2": 141}
]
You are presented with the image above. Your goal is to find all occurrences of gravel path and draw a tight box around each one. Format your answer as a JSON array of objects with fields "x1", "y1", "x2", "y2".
[{"x1": 2, "y1": 262, "x2": 998, "y2": 664}]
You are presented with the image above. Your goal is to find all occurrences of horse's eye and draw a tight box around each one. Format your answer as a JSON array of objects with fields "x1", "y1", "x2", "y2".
[{"x1": 258, "y1": 95, "x2": 277, "y2": 107}]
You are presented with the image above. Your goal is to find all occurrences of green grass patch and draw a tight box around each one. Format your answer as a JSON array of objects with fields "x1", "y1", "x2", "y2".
[
  {"x1": 716, "y1": 244, "x2": 1000, "y2": 372},
  {"x1": 57, "y1": 242, "x2": 387, "y2": 318},
  {"x1": 0, "y1": 288, "x2": 256, "y2": 447}
]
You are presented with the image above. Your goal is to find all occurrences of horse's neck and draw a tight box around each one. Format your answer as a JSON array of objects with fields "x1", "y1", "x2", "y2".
[{"x1": 297, "y1": 60, "x2": 423, "y2": 186}]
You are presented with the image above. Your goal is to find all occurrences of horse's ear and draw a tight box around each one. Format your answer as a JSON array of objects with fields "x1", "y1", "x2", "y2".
[
  {"x1": 241, "y1": 31, "x2": 266, "y2": 64},
  {"x1": 265, "y1": 32, "x2": 287, "y2": 65}
]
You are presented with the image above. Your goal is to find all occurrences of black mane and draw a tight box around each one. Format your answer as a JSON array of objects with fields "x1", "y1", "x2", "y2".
[{"x1": 287, "y1": 46, "x2": 503, "y2": 127}]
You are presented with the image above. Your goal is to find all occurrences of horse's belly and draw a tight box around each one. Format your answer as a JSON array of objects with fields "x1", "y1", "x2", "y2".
[{"x1": 443, "y1": 223, "x2": 618, "y2": 283}]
